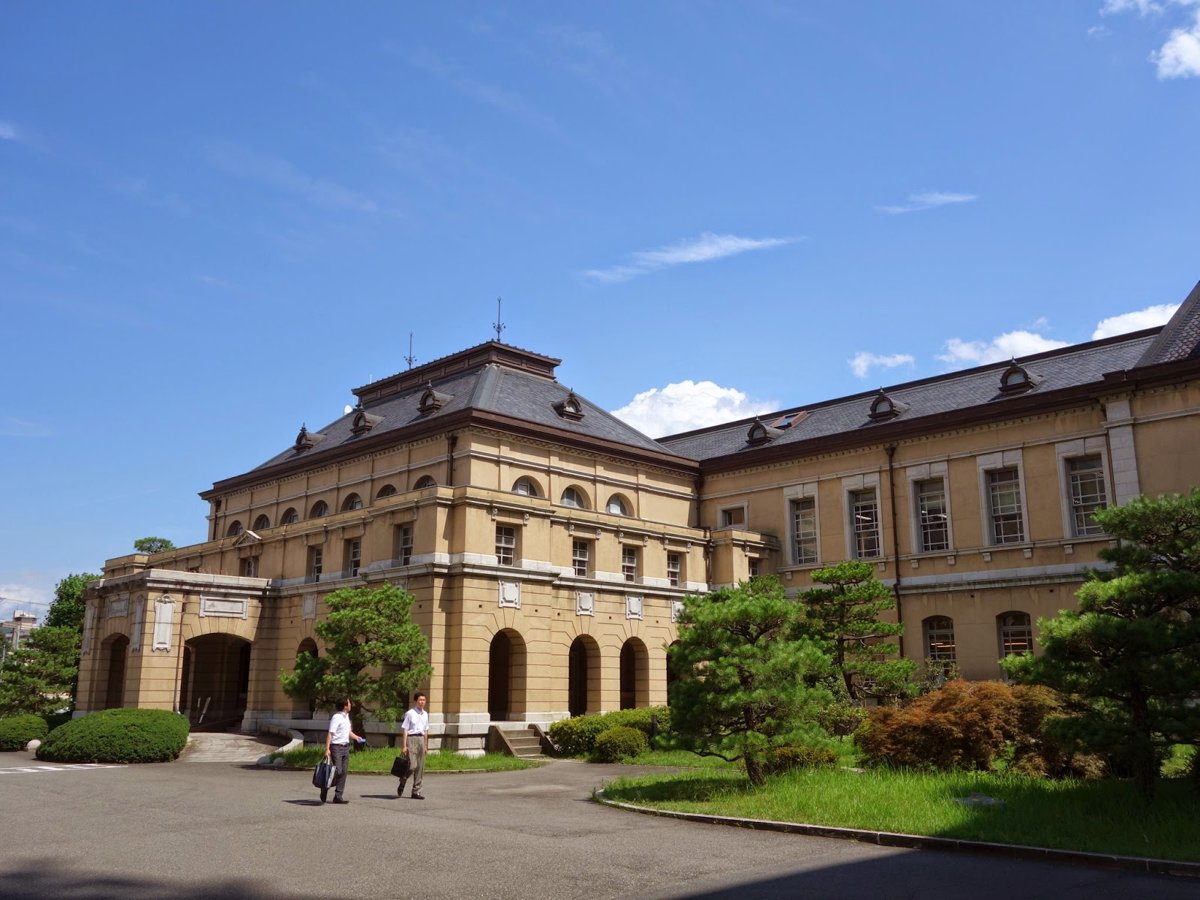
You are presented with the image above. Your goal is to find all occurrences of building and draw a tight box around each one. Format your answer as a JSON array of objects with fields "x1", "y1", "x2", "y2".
[
  {"x1": 77, "y1": 280, "x2": 1200, "y2": 750},
  {"x1": 1, "y1": 610, "x2": 40, "y2": 664}
]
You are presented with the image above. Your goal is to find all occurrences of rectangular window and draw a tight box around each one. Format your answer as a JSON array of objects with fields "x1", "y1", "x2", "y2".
[
  {"x1": 308, "y1": 547, "x2": 323, "y2": 583},
  {"x1": 924, "y1": 617, "x2": 956, "y2": 669},
  {"x1": 987, "y1": 467, "x2": 1025, "y2": 544},
  {"x1": 720, "y1": 506, "x2": 746, "y2": 528},
  {"x1": 916, "y1": 478, "x2": 949, "y2": 552},
  {"x1": 572, "y1": 540, "x2": 590, "y2": 577},
  {"x1": 849, "y1": 489, "x2": 881, "y2": 559},
  {"x1": 748, "y1": 557, "x2": 762, "y2": 579},
  {"x1": 496, "y1": 526, "x2": 517, "y2": 566},
  {"x1": 791, "y1": 497, "x2": 818, "y2": 565},
  {"x1": 1067, "y1": 455, "x2": 1107, "y2": 536},
  {"x1": 394, "y1": 525, "x2": 413, "y2": 566},
  {"x1": 667, "y1": 552, "x2": 682, "y2": 587},
  {"x1": 998, "y1": 612, "x2": 1034, "y2": 657},
  {"x1": 622, "y1": 546, "x2": 639, "y2": 583},
  {"x1": 346, "y1": 539, "x2": 361, "y2": 577}
]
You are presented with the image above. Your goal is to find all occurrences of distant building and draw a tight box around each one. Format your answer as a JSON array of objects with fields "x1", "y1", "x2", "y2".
[
  {"x1": 1, "y1": 609, "x2": 39, "y2": 663},
  {"x1": 77, "y1": 280, "x2": 1200, "y2": 752}
]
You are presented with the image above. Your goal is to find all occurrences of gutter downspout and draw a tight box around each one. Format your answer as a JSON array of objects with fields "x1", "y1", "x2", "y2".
[{"x1": 885, "y1": 444, "x2": 905, "y2": 658}]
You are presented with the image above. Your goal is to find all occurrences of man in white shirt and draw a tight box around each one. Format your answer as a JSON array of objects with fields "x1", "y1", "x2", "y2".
[
  {"x1": 324, "y1": 697, "x2": 365, "y2": 804},
  {"x1": 399, "y1": 691, "x2": 430, "y2": 800}
]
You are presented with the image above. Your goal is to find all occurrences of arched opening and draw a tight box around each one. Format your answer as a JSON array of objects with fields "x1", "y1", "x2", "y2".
[
  {"x1": 295, "y1": 638, "x2": 319, "y2": 716},
  {"x1": 181, "y1": 633, "x2": 253, "y2": 730},
  {"x1": 568, "y1": 635, "x2": 601, "y2": 717},
  {"x1": 512, "y1": 476, "x2": 541, "y2": 497},
  {"x1": 619, "y1": 637, "x2": 649, "y2": 710},
  {"x1": 665, "y1": 639, "x2": 681, "y2": 700},
  {"x1": 100, "y1": 634, "x2": 129, "y2": 710},
  {"x1": 413, "y1": 475, "x2": 437, "y2": 490},
  {"x1": 252, "y1": 514, "x2": 271, "y2": 531},
  {"x1": 488, "y1": 629, "x2": 527, "y2": 721}
]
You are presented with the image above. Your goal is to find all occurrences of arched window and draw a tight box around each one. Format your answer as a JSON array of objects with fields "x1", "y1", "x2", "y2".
[
  {"x1": 309, "y1": 500, "x2": 329, "y2": 519},
  {"x1": 413, "y1": 475, "x2": 436, "y2": 490},
  {"x1": 252, "y1": 514, "x2": 271, "y2": 532},
  {"x1": 512, "y1": 477, "x2": 540, "y2": 498},
  {"x1": 997, "y1": 611, "x2": 1033, "y2": 658},
  {"x1": 280, "y1": 508, "x2": 299, "y2": 525},
  {"x1": 341, "y1": 493, "x2": 363, "y2": 512},
  {"x1": 923, "y1": 616, "x2": 956, "y2": 671},
  {"x1": 606, "y1": 494, "x2": 629, "y2": 516},
  {"x1": 376, "y1": 484, "x2": 397, "y2": 499},
  {"x1": 560, "y1": 486, "x2": 588, "y2": 509},
  {"x1": 226, "y1": 521, "x2": 243, "y2": 538}
]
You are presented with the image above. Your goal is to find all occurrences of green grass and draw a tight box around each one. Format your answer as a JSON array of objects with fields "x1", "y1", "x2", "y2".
[
  {"x1": 601, "y1": 767, "x2": 1200, "y2": 862},
  {"x1": 275, "y1": 745, "x2": 538, "y2": 773},
  {"x1": 617, "y1": 749, "x2": 735, "y2": 768}
]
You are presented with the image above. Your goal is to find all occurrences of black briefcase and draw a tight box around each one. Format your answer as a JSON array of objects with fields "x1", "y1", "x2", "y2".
[{"x1": 391, "y1": 754, "x2": 411, "y2": 779}]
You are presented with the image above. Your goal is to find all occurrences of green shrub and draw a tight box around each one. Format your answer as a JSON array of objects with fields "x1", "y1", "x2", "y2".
[
  {"x1": 593, "y1": 726, "x2": 648, "y2": 762},
  {"x1": 0, "y1": 714, "x2": 48, "y2": 751},
  {"x1": 37, "y1": 708, "x2": 190, "y2": 763},
  {"x1": 549, "y1": 707, "x2": 670, "y2": 756},
  {"x1": 760, "y1": 743, "x2": 839, "y2": 775}
]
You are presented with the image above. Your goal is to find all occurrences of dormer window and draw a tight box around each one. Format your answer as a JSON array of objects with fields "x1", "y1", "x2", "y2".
[
  {"x1": 418, "y1": 382, "x2": 451, "y2": 416},
  {"x1": 295, "y1": 425, "x2": 315, "y2": 451},
  {"x1": 746, "y1": 418, "x2": 783, "y2": 446},
  {"x1": 553, "y1": 390, "x2": 585, "y2": 421},
  {"x1": 350, "y1": 402, "x2": 383, "y2": 436},
  {"x1": 999, "y1": 360, "x2": 1043, "y2": 394},
  {"x1": 868, "y1": 389, "x2": 909, "y2": 422}
]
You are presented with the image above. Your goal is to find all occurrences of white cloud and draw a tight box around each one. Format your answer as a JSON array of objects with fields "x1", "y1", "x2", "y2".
[
  {"x1": 585, "y1": 232, "x2": 800, "y2": 284},
  {"x1": 1092, "y1": 303, "x2": 1180, "y2": 338},
  {"x1": 1154, "y1": 11, "x2": 1200, "y2": 78},
  {"x1": 204, "y1": 140, "x2": 382, "y2": 214},
  {"x1": 0, "y1": 580, "x2": 52, "y2": 620},
  {"x1": 610, "y1": 380, "x2": 777, "y2": 437},
  {"x1": 876, "y1": 191, "x2": 978, "y2": 215},
  {"x1": 938, "y1": 331, "x2": 1069, "y2": 367},
  {"x1": 849, "y1": 352, "x2": 916, "y2": 379},
  {"x1": 0, "y1": 120, "x2": 20, "y2": 141},
  {"x1": 1101, "y1": 0, "x2": 1165, "y2": 15}
]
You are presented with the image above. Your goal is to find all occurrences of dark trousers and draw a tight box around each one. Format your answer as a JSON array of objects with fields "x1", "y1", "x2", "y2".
[{"x1": 330, "y1": 744, "x2": 350, "y2": 799}]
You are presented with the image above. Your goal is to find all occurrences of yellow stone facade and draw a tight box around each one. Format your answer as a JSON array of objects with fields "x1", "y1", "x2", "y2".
[{"x1": 77, "y1": 285, "x2": 1200, "y2": 749}]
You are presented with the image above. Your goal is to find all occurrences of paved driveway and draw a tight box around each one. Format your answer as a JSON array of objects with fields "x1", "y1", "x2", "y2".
[{"x1": 0, "y1": 753, "x2": 1194, "y2": 899}]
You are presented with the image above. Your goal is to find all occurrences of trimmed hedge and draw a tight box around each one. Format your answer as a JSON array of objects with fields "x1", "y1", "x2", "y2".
[
  {"x1": 593, "y1": 726, "x2": 648, "y2": 762},
  {"x1": 549, "y1": 707, "x2": 670, "y2": 757},
  {"x1": 0, "y1": 715, "x2": 48, "y2": 751},
  {"x1": 37, "y1": 708, "x2": 190, "y2": 763},
  {"x1": 760, "y1": 743, "x2": 838, "y2": 775}
]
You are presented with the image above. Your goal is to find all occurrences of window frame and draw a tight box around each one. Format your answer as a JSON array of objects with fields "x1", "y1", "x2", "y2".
[
  {"x1": 495, "y1": 525, "x2": 518, "y2": 567},
  {"x1": 923, "y1": 615, "x2": 956, "y2": 668},
  {"x1": 718, "y1": 504, "x2": 747, "y2": 529},
  {"x1": 914, "y1": 476, "x2": 950, "y2": 553},
  {"x1": 571, "y1": 539, "x2": 590, "y2": 577},
  {"x1": 560, "y1": 486, "x2": 588, "y2": 509},
  {"x1": 621, "y1": 545, "x2": 639, "y2": 583},
  {"x1": 997, "y1": 610, "x2": 1034, "y2": 658},
  {"x1": 790, "y1": 495, "x2": 819, "y2": 565},
  {"x1": 345, "y1": 539, "x2": 362, "y2": 577},
  {"x1": 977, "y1": 451, "x2": 1029, "y2": 546},
  {"x1": 848, "y1": 488, "x2": 881, "y2": 560},
  {"x1": 308, "y1": 546, "x2": 323, "y2": 583},
  {"x1": 394, "y1": 524, "x2": 413, "y2": 566},
  {"x1": 666, "y1": 552, "x2": 682, "y2": 587}
]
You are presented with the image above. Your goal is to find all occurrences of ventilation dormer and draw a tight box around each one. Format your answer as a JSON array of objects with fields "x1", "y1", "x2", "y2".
[
  {"x1": 868, "y1": 389, "x2": 909, "y2": 422},
  {"x1": 746, "y1": 418, "x2": 784, "y2": 446},
  {"x1": 999, "y1": 360, "x2": 1043, "y2": 394},
  {"x1": 553, "y1": 390, "x2": 585, "y2": 421},
  {"x1": 294, "y1": 424, "x2": 324, "y2": 452},
  {"x1": 350, "y1": 402, "x2": 384, "y2": 436},
  {"x1": 418, "y1": 382, "x2": 452, "y2": 416}
]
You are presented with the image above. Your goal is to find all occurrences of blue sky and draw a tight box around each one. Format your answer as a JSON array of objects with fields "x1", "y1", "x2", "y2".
[{"x1": 3, "y1": 1, "x2": 1199, "y2": 618}]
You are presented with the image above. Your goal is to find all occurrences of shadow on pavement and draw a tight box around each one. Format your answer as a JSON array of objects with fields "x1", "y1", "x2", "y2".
[{"x1": 0, "y1": 864, "x2": 320, "y2": 900}]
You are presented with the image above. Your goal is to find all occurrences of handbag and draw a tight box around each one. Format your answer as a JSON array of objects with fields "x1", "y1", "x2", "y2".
[
  {"x1": 313, "y1": 759, "x2": 336, "y2": 790},
  {"x1": 391, "y1": 754, "x2": 411, "y2": 779}
]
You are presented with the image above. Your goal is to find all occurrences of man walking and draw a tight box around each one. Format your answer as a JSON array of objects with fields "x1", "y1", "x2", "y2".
[
  {"x1": 399, "y1": 691, "x2": 429, "y2": 799},
  {"x1": 324, "y1": 697, "x2": 365, "y2": 804}
]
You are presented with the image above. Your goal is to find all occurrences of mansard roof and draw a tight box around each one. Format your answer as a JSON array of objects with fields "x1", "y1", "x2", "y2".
[
  {"x1": 203, "y1": 342, "x2": 687, "y2": 497},
  {"x1": 659, "y1": 329, "x2": 1166, "y2": 465},
  {"x1": 1136, "y1": 280, "x2": 1200, "y2": 366}
]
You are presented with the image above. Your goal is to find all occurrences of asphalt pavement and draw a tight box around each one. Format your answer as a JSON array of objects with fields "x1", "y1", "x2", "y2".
[{"x1": 0, "y1": 739, "x2": 1195, "y2": 899}]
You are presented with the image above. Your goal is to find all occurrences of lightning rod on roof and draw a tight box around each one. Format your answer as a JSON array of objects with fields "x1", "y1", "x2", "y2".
[
  {"x1": 493, "y1": 297, "x2": 505, "y2": 342},
  {"x1": 405, "y1": 332, "x2": 417, "y2": 370}
]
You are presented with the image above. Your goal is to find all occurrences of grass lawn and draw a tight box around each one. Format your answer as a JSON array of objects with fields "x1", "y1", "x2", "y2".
[
  {"x1": 601, "y1": 767, "x2": 1200, "y2": 863},
  {"x1": 276, "y1": 745, "x2": 538, "y2": 773}
]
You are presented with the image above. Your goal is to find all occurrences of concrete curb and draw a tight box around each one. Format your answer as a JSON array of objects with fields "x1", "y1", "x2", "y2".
[{"x1": 593, "y1": 790, "x2": 1200, "y2": 880}]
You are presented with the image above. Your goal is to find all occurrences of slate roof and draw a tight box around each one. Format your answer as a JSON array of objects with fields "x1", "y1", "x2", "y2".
[
  {"x1": 250, "y1": 344, "x2": 679, "y2": 475},
  {"x1": 1136, "y1": 280, "x2": 1200, "y2": 366},
  {"x1": 658, "y1": 330, "x2": 1161, "y2": 462}
]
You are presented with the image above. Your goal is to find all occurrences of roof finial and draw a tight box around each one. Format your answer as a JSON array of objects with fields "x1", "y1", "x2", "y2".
[
  {"x1": 405, "y1": 332, "x2": 417, "y2": 370},
  {"x1": 493, "y1": 297, "x2": 506, "y2": 342}
]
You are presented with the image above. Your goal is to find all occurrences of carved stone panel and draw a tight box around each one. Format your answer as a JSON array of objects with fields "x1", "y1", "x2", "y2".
[
  {"x1": 200, "y1": 596, "x2": 248, "y2": 619},
  {"x1": 153, "y1": 597, "x2": 175, "y2": 651},
  {"x1": 625, "y1": 594, "x2": 643, "y2": 620},
  {"x1": 498, "y1": 581, "x2": 521, "y2": 609},
  {"x1": 575, "y1": 591, "x2": 595, "y2": 617}
]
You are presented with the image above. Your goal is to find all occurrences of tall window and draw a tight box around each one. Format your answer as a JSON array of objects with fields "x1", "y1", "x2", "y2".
[
  {"x1": 849, "y1": 489, "x2": 881, "y2": 559},
  {"x1": 345, "y1": 539, "x2": 361, "y2": 577},
  {"x1": 997, "y1": 611, "x2": 1033, "y2": 657},
  {"x1": 791, "y1": 497, "x2": 818, "y2": 565},
  {"x1": 748, "y1": 557, "x2": 762, "y2": 579},
  {"x1": 307, "y1": 547, "x2": 323, "y2": 583},
  {"x1": 923, "y1": 616, "x2": 956, "y2": 669},
  {"x1": 394, "y1": 525, "x2": 413, "y2": 566},
  {"x1": 572, "y1": 540, "x2": 590, "y2": 577},
  {"x1": 987, "y1": 467, "x2": 1025, "y2": 544},
  {"x1": 916, "y1": 478, "x2": 949, "y2": 552},
  {"x1": 1067, "y1": 455, "x2": 1107, "y2": 537},
  {"x1": 496, "y1": 526, "x2": 517, "y2": 566},
  {"x1": 667, "y1": 553, "x2": 682, "y2": 587},
  {"x1": 622, "y1": 546, "x2": 639, "y2": 583}
]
